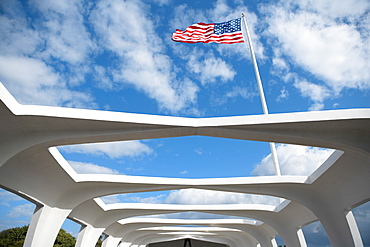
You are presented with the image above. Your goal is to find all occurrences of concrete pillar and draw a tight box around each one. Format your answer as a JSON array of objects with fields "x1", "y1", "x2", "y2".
[
  {"x1": 278, "y1": 226, "x2": 304, "y2": 247},
  {"x1": 316, "y1": 208, "x2": 364, "y2": 247},
  {"x1": 24, "y1": 204, "x2": 71, "y2": 247},
  {"x1": 296, "y1": 229, "x2": 307, "y2": 247},
  {"x1": 271, "y1": 238, "x2": 278, "y2": 247},
  {"x1": 102, "y1": 236, "x2": 122, "y2": 247},
  {"x1": 345, "y1": 210, "x2": 364, "y2": 247},
  {"x1": 75, "y1": 224, "x2": 105, "y2": 247}
]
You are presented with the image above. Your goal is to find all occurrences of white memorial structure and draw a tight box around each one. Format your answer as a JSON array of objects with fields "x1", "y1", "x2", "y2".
[{"x1": 0, "y1": 81, "x2": 369, "y2": 247}]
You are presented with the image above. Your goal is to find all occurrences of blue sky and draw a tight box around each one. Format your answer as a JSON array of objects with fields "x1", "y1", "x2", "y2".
[{"x1": 0, "y1": 0, "x2": 369, "y2": 246}]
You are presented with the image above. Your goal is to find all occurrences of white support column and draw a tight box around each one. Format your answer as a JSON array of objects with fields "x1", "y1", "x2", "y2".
[
  {"x1": 278, "y1": 226, "x2": 305, "y2": 247},
  {"x1": 75, "y1": 224, "x2": 105, "y2": 247},
  {"x1": 271, "y1": 238, "x2": 278, "y2": 247},
  {"x1": 346, "y1": 210, "x2": 364, "y2": 247},
  {"x1": 296, "y1": 228, "x2": 307, "y2": 247},
  {"x1": 102, "y1": 236, "x2": 122, "y2": 247},
  {"x1": 24, "y1": 204, "x2": 71, "y2": 247},
  {"x1": 308, "y1": 206, "x2": 364, "y2": 247}
]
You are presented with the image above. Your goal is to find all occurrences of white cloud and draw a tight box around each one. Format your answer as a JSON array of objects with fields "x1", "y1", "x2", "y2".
[
  {"x1": 0, "y1": 55, "x2": 59, "y2": 88},
  {"x1": 295, "y1": 0, "x2": 370, "y2": 19},
  {"x1": 29, "y1": 0, "x2": 96, "y2": 66},
  {"x1": 272, "y1": 57, "x2": 289, "y2": 71},
  {"x1": 7, "y1": 204, "x2": 35, "y2": 218},
  {"x1": 186, "y1": 51, "x2": 236, "y2": 85},
  {"x1": 100, "y1": 195, "x2": 122, "y2": 204},
  {"x1": 99, "y1": 188, "x2": 280, "y2": 206},
  {"x1": 0, "y1": 56, "x2": 94, "y2": 108},
  {"x1": 0, "y1": 190, "x2": 24, "y2": 203},
  {"x1": 0, "y1": 0, "x2": 202, "y2": 113},
  {"x1": 150, "y1": 211, "x2": 245, "y2": 220},
  {"x1": 164, "y1": 189, "x2": 280, "y2": 206},
  {"x1": 152, "y1": 0, "x2": 170, "y2": 6},
  {"x1": 68, "y1": 161, "x2": 120, "y2": 175},
  {"x1": 0, "y1": 0, "x2": 96, "y2": 108},
  {"x1": 276, "y1": 87, "x2": 289, "y2": 101},
  {"x1": 169, "y1": 4, "x2": 206, "y2": 32},
  {"x1": 264, "y1": 1, "x2": 370, "y2": 96},
  {"x1": 90, "y1": 0, "x2": 199, "y2": 113},
  {"x1": 59, "y1": 140, "x2": 154, "y2": 159},
  {"x1": 0, "y1": 7, "x2": 41, "y2": 56},
  {"x1": 124, "y1": 194, "x2": 167, "y2": 204},
  {"x1": 93, "y1": 65, "x2": 113, "y2": 90},
  {"x1": 100, "y1": 193, "x2": 167, "y2": 204},
  {"x1": 294, "y1": 79, "x2": 330, "y2": 110},
  {"x1": 125, "y1": 167, "x2": 144, "y2": 172},
  {"x1": 294, "y1": 80, "x2": 329, "y2": 102},
  {"x1": 308, "y1": 102, "x2": 325, "y2": 111},
  {"x1": 212, "y1": 86, "x2": 256, "y2": 107},
  {"x1": 252, "y1": 144, "x2": 334, "y2": 176},
  {"x1": 269, "y1": 69, "x2": 329, "y2": 110},
  {"x1": 225, "y1": 86, "x2": 255, "y2": 100}
]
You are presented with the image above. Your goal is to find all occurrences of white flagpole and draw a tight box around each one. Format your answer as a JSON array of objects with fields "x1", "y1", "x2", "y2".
[{"x1": 241, "y1": 13, "x2": 281, "y2": 176}]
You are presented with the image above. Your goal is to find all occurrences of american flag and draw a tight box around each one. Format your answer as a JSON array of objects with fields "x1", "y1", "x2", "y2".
[{"x1": 171, "y1": 18, "x2": 244, "y2": 44}]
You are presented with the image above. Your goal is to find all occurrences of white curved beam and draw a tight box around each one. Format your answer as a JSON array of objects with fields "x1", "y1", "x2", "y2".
[
  {"x1": 128, "y1": 229, "x2": 246, "y2": 247},
  {"x1": 69, "y1": 198, "x2": 312, "y2": 246},
  {"x1": 106, "y1": 218, "x2": 274, "y2": 247},
  {"x1": 1, "y1": 82, "x2": 368, "y2": 247}
]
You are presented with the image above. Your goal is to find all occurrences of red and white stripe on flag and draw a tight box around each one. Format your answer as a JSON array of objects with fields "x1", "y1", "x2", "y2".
[{"x1": 171, "y1": 19, "x2": 244, "y2": 44}]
